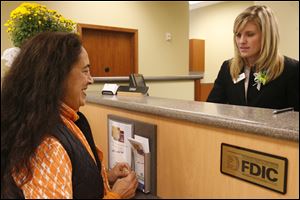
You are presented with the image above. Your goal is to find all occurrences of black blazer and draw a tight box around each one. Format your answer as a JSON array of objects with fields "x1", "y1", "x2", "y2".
[{"x1": 207, "y1": 56, "x2": 299, "y2": 111}]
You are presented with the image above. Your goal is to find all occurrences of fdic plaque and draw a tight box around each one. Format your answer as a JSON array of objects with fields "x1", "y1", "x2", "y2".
[{"x1": 221, "y1": 143, "x2": 288, "y2": 194}]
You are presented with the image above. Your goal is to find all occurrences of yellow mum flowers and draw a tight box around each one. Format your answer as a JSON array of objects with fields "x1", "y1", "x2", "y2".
[{"x1": 4, "y1": 2, "x2": 76, "y2": 47}]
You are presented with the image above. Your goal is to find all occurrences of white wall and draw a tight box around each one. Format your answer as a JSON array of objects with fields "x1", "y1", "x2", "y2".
[{"x1": 190, "y1": 1, "x2": 299, "y2": 83}]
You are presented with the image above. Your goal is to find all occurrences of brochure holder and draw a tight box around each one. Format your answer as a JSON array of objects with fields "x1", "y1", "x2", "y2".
[
  {"x1": 107, "y1": 115, "x2": 157, "y2": 195},
  {"x1": 143, "y1": 153, "x2": 151, "y2": 193},
  {"x1": 128, "y1": 137, "x2": 151, "y2": 193}
]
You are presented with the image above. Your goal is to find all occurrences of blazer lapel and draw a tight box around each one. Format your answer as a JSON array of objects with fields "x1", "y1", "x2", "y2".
[
  {"x1": 236, "y1": 77, "x2": 247, "y2": 104},
  {"x1": 235, "y1": 68, "x2": 247, "y2": 105}
]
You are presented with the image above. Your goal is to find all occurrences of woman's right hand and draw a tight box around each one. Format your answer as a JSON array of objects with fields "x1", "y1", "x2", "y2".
[{"x1": 111, "y1": 171, "x2": 138, "y2": 199}]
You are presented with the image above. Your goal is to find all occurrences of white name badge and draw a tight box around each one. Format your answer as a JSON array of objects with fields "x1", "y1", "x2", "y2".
[{"x1": 233, "y1": 73, "x2": 245, "y2": 84}]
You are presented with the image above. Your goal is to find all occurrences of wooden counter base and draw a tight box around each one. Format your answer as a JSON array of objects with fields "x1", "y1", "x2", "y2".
[{"x1": 80, "y1": 102, "x2": 299, "y2": 198}]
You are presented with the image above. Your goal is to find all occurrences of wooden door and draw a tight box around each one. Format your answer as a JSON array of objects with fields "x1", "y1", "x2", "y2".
[
  {"x1": 189, "y1": 39, "x2": 214, "y2": 101},
  {"x1": 189, "y1": 39, "x2": 204, "y2": 72},
  {"x1": 77, "y1": 24, "x2": 138, "y2": 77}
]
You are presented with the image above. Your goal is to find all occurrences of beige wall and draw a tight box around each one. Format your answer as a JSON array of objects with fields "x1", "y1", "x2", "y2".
[
  {"x1": 1, "y1": 1, "x2": 193, "y2": 100},
  {"x1": 2, "y1": 1, "x2": 298, "y2": 100},
  {"x1": 1, "y1": 1, "x2": 189, "y2": 76},
  {"x1": 255, "y1": 1, "x2": 299, "y2": 59},
  {"x1": 87, "y1": 81, "x2": 194, "y2": 100},
  {"x1": 190, "y1": 1, "x2": 299, "y2": 83}
]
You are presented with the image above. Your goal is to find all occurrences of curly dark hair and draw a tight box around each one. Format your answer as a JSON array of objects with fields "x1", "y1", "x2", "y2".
[{"x1": 1, "y1": 31, "x2": 82, "y2": 198}]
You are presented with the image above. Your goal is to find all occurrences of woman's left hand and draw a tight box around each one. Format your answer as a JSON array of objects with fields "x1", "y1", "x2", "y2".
[{"x1": 108, "y1": 162, "x2": 131, "y2": 184}]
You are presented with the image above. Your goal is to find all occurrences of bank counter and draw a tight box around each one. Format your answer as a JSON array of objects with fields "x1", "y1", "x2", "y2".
[{"x1": 80, "y1": 91, "x2": 299, "y2": 198}]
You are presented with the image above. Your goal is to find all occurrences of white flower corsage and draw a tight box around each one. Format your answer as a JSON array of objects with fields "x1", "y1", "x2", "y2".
[
  {"x1": 1, "y1": 47, "x2": 21, "y2": 68},
  {"x1": 253, "y1": 71, "x2": 267, "y2": 91}
]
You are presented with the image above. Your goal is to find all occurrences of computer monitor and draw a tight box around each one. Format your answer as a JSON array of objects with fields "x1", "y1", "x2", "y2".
[{"x1": 129, "y1": 74, "x2": 146, "y2": 88}]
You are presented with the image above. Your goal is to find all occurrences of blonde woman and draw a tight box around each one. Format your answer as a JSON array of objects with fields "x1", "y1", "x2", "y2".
[{"x1": 207, "y1": 5, "x2": 299, "y2": 111}]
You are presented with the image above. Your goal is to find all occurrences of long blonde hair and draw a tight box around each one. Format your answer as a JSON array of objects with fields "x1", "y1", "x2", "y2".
[{"x1": 230, "y1": 5, "x2": 284, "y2": 82}]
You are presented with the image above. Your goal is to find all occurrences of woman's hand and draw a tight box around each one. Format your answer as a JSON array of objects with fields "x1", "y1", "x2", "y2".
[
  {"x1": 108, "y1": 162, "x2": 131, "y2": 184},
  {"x1": 111, "y1": 171, "x2": 138, "y2": 199}
]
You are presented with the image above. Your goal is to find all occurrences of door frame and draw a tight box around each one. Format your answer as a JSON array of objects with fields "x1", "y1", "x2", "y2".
[{"x1": 77, "y1": 23, "x2": 138, "y2": 75}]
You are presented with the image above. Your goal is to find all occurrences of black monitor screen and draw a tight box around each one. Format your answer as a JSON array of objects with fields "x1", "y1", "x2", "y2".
[
  {"x1": 130, "y1": 74, "x2": 146, "y2": 87},
  {"x1": 135, "y1": 75, "x2": 146, "y2": 87}
]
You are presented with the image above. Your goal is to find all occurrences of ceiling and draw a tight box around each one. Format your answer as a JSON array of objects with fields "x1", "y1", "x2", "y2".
[{"x1": 189, "y1": 1, "x2": 223, "y2": 10}]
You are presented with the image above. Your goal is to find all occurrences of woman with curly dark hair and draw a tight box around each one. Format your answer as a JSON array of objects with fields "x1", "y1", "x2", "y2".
[{"x1": 1, "y1": 32, "x2": 138, "y2": 199}]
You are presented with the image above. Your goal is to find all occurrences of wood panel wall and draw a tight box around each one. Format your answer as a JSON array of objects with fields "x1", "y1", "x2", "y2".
[
  {"x1": 189, "y1": 39, "x2": 205, "y2": 72},
  {"x1": 198, "y1": 82, "x2": 214, "y2": 101},
  {"x1": 189, "y1": 39, "x2": 213, "y2": 101}
]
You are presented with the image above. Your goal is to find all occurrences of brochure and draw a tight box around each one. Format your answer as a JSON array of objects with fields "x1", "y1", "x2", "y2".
[{"x1": 108, "y1": 119, "x2": 133, "y2": 169}]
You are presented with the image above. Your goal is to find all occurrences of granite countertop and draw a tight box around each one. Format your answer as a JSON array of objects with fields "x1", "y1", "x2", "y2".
[{"x1": 86, "y1": 91, "x2": 299, "y2": 142}]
